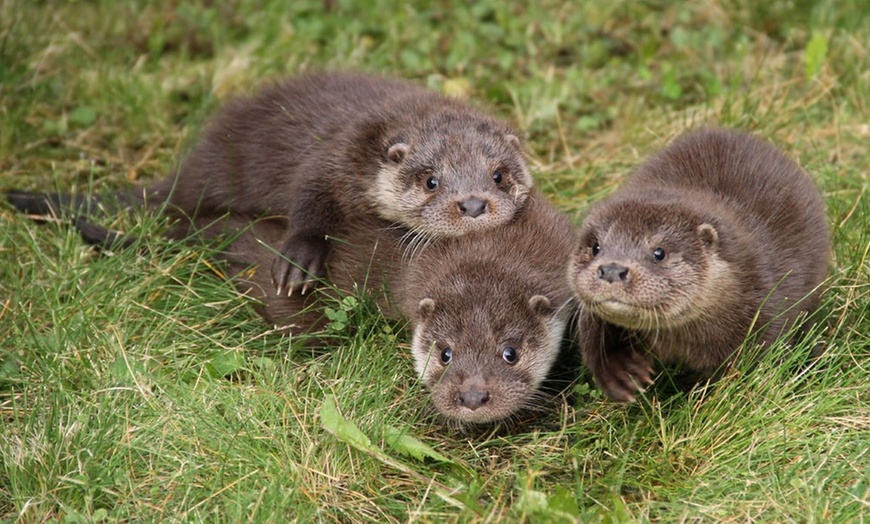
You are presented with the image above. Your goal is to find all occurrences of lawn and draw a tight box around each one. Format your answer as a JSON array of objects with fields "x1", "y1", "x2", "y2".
[{"x1": 1, "y1": 0, "x2": 868, "y2": 521}]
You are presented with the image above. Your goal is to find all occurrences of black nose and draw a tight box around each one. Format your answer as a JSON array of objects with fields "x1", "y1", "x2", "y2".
[
  {"x1": 597, "y1": 263, "x2": 630, "y2": 283},
  {"x1": 458, "y1": 198, "x2": 487, "y2": 218},
  {"x1": 457, "y1": 389, "x2": 491, "y2": 410}
]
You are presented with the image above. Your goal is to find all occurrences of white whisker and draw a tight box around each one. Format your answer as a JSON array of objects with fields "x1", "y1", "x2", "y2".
[{"x1": 400, "y1": 226, "x2": 438, "y2": 262}]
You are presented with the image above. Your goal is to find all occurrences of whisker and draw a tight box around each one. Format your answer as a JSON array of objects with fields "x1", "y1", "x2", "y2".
[{"x1": 401, "y1": 227, "x2": 438, "y2": 262}]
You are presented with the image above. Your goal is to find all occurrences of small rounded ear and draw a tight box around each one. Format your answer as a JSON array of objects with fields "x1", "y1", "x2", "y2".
[
  {"x1": 528, "y1": 295, "x2": 553, "y2": 316},
  {"x1": 505, "y1": 133, "x2": 522, "y2": 149},
  {"x1": 697, "y1": 223, "x2": 718, "y2": 249},
  {"x1": 387, "y1": 143, "x2": 410, "y2": 163},
  {"x1": 418, "y1": 298, "x2": 436, "y2": 320}
]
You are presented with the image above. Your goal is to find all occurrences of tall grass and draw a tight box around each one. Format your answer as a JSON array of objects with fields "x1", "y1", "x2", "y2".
[{"x1": 1, "y1": 0, "x2": 867, "y2": 521}]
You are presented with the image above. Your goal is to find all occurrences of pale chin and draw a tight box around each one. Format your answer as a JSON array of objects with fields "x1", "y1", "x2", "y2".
[
  {"x1": 592, "y1": 300, "x2": 645, "y2": 326},
  {"x1": 421, "y1": 215, "x2": 506, "y2": 238}
]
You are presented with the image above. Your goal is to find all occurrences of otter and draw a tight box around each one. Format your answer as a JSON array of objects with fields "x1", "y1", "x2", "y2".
[
  {"x1": 567, "y1": 128, "x2": 829, "y2": 402},
  {"x1": 399, "y1": 191, "x2": 577, "y2": 424},
  {"x1": 8, "y1": 72, "x2": 532, "y2": 296}
]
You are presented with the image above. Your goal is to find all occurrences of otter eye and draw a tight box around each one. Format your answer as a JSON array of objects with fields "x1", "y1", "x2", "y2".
[
  {"x1": 591, "y1": 242, "x2": 601, "y2": 257},
  {"x1": 492, "y1": 170, "x2": 503, "y2": 184},
  {"x1": 440, "y1": 347, "x2": 453, "y2": 365},
  {"x1": 426, "y1": 176, "x2": 439, "y2": 191},
  {"x1": 502, "y1": 346, "x2": 518, "y2": 364},
  {"x1": 653, "y1": 247, "x2": 666, "y2": 261}
]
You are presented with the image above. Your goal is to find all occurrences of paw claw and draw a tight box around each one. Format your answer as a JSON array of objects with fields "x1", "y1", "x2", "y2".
[{"x1": 271, "y1": 234, "x2": 329, "y2": 296}]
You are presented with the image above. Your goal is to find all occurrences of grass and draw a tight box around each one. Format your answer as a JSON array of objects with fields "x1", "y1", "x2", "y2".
[{"x1": 1, "y1": 0, "x2": 868, "y2": 521}]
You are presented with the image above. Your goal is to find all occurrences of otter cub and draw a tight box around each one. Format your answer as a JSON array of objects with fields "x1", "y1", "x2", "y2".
[
  {"x1": 568, "y1": 128, "x2": 829, "y2": 402},
  {"x1": 150, "y1": 71, "x2": 532, "y2": 295},
  {"x1": 401, "y1": 191, "x2": 577, "y2": 424},
  {"x1": 7, "y1": 72, "x2": 531, "y2": 295}
]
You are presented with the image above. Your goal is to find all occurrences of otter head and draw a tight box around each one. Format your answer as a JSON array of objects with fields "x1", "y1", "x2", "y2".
[
  {"x1": 568, "y1": 197, "x2": 736, "y2": 331},
  {"x1": 409, "y1": 288, "x2": 567, "y2": 425},
  {"x1": 369, "y1": 111, "x2": 532, "y2": 239}
]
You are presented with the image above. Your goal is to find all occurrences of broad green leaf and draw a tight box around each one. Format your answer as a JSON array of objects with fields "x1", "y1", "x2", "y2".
[
  {"x1": 320, "y1": 396, "x2": 472, "y2": 510},
  {"x1": 70, "y1": 106, "x2": 98, "y2": 126},
  {"x1": 109, "y1": 354, "x2": 148, "y2": 384},
  {"x1": 383, "y1": 425, "x2": 453, "y2": 464},
  {"x1": 548, "y1": 486, "x2": 581, "y2": 518},
  {"x1": 206, "y1": 350, "x2": 245, "y2": 378},
  {"x1": 804, "y1": 31, "x2": 828, "y2": 78},
  {"x1": 320, "y1": 394, "x2": 375, "y2": 452}
]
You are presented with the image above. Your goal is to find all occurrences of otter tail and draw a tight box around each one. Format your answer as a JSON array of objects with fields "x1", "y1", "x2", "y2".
[
  {"x1": 7, "y1": 188, "x2": 150, "y2": 217},
  {"x1": 7, "y1": 189, "x2": 146, "y2": 250},
  {"x1": 73, "y1": 216, "x2": 139, "y2": 250},
  {"x1": 7, "y1": 189, "x2": 88, "y2": 217}
]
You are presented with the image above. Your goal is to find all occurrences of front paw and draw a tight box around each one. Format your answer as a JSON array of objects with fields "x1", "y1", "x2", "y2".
[
  {"x1": 593, "y1": 349, "x2": 654, "y2": 402},
  {"x1": 271, "y1": 234, "x2": 328, "y2": 296}
]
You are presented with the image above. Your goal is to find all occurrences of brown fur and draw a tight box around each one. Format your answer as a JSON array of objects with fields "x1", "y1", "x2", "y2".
[
  {"x1": 212, "y1": 191, "x2": 578, "y2": 424},
  {"x1": 148, "y1": 71, "x2": 532, "y2": 295},
  {"x1": 401, "y1": 191, "x2": 577, "y2": 424},
  {"x1": 567, "y1": 128, "x2": 830, "y2": 402}
]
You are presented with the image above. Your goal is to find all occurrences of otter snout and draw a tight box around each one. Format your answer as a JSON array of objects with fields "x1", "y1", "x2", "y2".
[
  {"x1": 457, "y1": 389, "x2": 491, "y2": 410},
  {"x1": 456, "y1": 379, "x2": 491, "y2": 410},
  {"x1": 457, "y1": 197, "x2": 488, "y2": 218},
  {"x1": 597, "y1": 263, "x2": 630, "y2": 283}
]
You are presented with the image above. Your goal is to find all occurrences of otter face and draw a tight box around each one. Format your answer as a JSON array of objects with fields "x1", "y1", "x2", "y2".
[
  {"x1": 409, "y1": 294, "x2": 567, "y2": 424},
  {"x1": 569, "y1": 199, "x2": 734, "y2": 331},
  {"x1": 369, "y1": 113, "x2": 531, "y2": 239}
]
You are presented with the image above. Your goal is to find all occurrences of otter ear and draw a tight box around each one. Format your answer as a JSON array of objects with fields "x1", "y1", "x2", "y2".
[
  {"x1": 505, "y1": 133, "x2": 522, "y2": 149},
  {"x1": 528, "y1": 295, "x2": 553, "y2": 317},
  {"x1": 387, "y1": 143, "x2": 410, "y2": 163},
  {"x1": 418, "y1": 298, "x2": 436, "y2": 320},
  {"x1": 697, "y1": 223, "x2": 719, "y2": 250}
]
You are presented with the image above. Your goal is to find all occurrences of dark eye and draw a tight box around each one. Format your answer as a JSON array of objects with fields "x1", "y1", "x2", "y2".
[
  {"x1": 492, "y1": 170, "x2": 503, "y2": 184},
  {"x1": 502, "y1": 346, "x2": 518, "y2": 364},
  {"x1": 653, "y1": 247, "x2": 666, "y2": 261},
  {"x1": 591, "y1": 242, "x2": 600, "y2": 257},
  {"x1": 426, "y1": 176, "x2": 439, "y2": 190},
  {"x1": 440, "y1": 347, "x2": 453, "y2": 365}
]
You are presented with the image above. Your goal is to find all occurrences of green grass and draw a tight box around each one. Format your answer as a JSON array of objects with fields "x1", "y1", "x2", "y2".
[{"x1": 1, "y1": 0, "x2": 868, "y2": 521}]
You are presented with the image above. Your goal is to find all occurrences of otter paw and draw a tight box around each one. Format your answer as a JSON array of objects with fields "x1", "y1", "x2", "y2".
[
  {"x1": 595, "y1": 351, "x2": 654, "y2": 402},
  {"x1": 271, "y1": 235, "x2": 328, "y2": 296}
]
